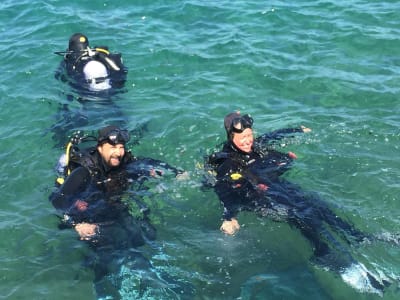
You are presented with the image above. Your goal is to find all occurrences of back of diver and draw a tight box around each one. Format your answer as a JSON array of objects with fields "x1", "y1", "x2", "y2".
[{"x1": 55, "y1": 33, "x2": 128, "y2": 94}]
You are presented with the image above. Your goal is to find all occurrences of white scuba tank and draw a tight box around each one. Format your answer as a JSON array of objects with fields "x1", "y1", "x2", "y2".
[
  {"x1": 83, "y1": 60, "x2": 111, "y2": 91},
  {"x1": 56, "y1": 153, "x2": 67, "y2": 176}
]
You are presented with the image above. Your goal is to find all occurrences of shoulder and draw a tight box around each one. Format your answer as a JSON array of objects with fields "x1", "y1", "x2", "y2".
[
  {"x1": 207, "y1": 148, "x2": 247, "y2": 174},
  {"x1": 69, "y1": 146, "x2": 99, "y2": 172},
  {"x1": 207, "y1": 142, "x2": 232, "y2": 166},
  {"x1": 207, "y1": 151, "x2": 228, "y2": 166},
  {"x1": 122, "y1": 151, "x2": 135, "y2": 165},
  {"x1": 68, "y1": 165, "x2": 91, "y2": 179}
]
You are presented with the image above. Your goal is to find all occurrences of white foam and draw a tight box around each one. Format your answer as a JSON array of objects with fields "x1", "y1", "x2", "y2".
[{"x1": 340, "y1": 263, "x2": 383, "y2": 296}]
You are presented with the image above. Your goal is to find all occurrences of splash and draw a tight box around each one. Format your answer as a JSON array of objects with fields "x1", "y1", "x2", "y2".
[{"x1": 340, "y1": 263, "x2": 386, "y2": 296}]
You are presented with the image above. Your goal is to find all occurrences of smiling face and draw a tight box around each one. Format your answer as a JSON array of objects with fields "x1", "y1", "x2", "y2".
[
  {"x1": 97, "y1": 142, "x2": 125, "y2": 167},
  {"x1": 232, "y1": 128, "x2": 254, "y2": 153}
]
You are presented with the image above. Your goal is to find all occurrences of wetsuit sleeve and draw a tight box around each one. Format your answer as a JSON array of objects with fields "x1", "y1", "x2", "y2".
[
  {"x1": 54, "y1": 60, "x2": 68, "y2": 82},
  {"x1": 108, "y1": 53, "x2": 126, "y2": 71},
  {"x1": 126, "y1": 157, "x2": 183, "y2": 179},
  {"x1": 213, "y1": 159, "x2": 253, "y2": 221},
  {"x1": 214, "y1": 183, "x2": 241, "y2": 220},
  {"x1": 257, "y1": 127, "x2": 304, "y2": 145},
  {"x1": 94, "y1": 50, "x2": 128, "y2": 89},
  {"x1": 49, "y1": 166, "x2": 91, "y2": 212}
]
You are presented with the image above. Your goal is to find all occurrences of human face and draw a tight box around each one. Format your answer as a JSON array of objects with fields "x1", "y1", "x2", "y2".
[
  {"x1": 97, "y1": 142, "x2": 125, "y2": 167},
  {"x1": 232, "y1": 128, "x2": 254, "y2": 153}
]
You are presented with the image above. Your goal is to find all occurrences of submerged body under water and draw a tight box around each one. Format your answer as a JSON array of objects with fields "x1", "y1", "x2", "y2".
[
  {"x1": 50, "y1": 147, "x2": 194, "y2": 299},
  {"x1": 205, "y1": 130, "x2": 398, "y2": 297},
  {"x1": 49, "y1": 95, "x2": 128, "y2": 147}
]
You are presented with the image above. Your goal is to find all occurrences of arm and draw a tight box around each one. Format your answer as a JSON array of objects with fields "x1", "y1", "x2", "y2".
[
  {"x1": 50, "y1": 166, "x2": 104, "y2": 239},
  {"x1": 127, "y1": 157, "x2": 185, "y2": 180},
  {"x1": 214, "y1": 182, "x2": 241, "y2": 235},
  {"x1": 257, "y1": 126, "x2": 311, "y2": 146},
  {"x1": 54, "y1": 60, "x2": 68, "y2": 82},
  {"x1": 213, "y1": 159, "x2": 256, "y2": 235},
  {"x1": 95, "y1": 51, "x2": 128, "y2": 88},
  {"x1": 49, "y1": 166, "x2": 91, "y2": 212}
]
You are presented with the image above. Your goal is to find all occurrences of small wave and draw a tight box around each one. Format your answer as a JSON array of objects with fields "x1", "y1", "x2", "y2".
[
  {"x1": 375, "y1": 231, "x2": 400, "y2": 246},
  {"x1": 340, "y1": 262, "x2": 388, "y2": 296}
]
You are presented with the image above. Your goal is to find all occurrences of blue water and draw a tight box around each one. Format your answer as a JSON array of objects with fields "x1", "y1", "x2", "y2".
[{"x1": 0, "y1": 0, "x2": 399, "y2": 299}]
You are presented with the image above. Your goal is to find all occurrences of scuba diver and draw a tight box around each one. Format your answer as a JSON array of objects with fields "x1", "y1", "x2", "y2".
[
  {"x1": 49, "y1": 125, "x2": 190, "y2": 299},
  {"x1": 55, "y1": 32, "x2": 127, "y2": 93},
  {"x1": 204, "y1": 111, "x2": 390, "y2": 296},
  {"x1": 51, "y1": 33, "x2": 130, "y2": 147}
]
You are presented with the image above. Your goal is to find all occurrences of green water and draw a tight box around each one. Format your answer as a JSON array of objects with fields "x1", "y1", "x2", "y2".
[{"x1": 0, "y1": 0, "x2": 399, "y2": 299}]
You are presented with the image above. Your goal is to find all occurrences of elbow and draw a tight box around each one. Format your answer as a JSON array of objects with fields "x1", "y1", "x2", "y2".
[{"x1": 49, "y1": 192, "x2": 68, "y2": 211}]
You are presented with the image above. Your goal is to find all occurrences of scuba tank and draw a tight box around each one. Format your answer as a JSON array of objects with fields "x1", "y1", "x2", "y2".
[
  {"x1": 54, "y1": 33, "x2": 127, "y2": 91},
  {"x1": 55, "y1": 131, "x2": 97, "y2": 186},
  {"x1": 83, "y1": 60, "x2": 111, "y2": 91},
  {"x1": 55, "y1": 46, "x2": 126, "y2": 91}
]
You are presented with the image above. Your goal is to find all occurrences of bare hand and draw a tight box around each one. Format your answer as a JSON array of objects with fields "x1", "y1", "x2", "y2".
[
  {"x1": 257, "y1": 183, "x2": 269, "y2": 191},
  {"x1": 220, "y1": 218, "x2": 240, "y2": 235},
  {"x1": 74, "y1": 199, "x2": 88, "y2": 211},
  {"x1": 301, "y1": 125, "x2": 312, "y2": 133},
  {"x1": 176, "y1": 171, "x2": 190, "y2": 181},
  {"x1": 74, "y1": 223, "x2": 98, "y2": 240},
  {"x1": 150, "y1": 169, "x2": 164, "y2": 177}
]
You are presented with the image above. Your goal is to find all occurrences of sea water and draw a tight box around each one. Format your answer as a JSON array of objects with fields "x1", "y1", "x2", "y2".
[{"x1": 0, "y1": 1, "x2": 399, "y2": 299}]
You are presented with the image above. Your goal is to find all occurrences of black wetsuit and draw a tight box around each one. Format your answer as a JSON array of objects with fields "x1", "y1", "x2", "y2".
[
  {"x1": 205, "y1": 127, "x2": 386, "y2": 292},
  {"x1": 49, "y1": 148, "x2": 182, "y2": 298}
]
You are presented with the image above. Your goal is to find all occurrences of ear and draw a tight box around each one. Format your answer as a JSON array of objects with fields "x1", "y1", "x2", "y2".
[{"x1": 97, "y1": 144, "x2": 103, "y2": 154}]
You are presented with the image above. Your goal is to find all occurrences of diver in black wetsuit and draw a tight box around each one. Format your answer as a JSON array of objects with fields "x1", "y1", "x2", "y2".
[
  {"x1": 55, "y1": 33, "x2": 127, "y2": 93},
  {"x1": 51, "y1": 33, "x2": 129, "y2": 147},
  {"x1": 49, "y1": 125, "x2": 188, "y2": 299},
  {"x1": 204, "y1": 111, "x2": 388, "y2": 295}
]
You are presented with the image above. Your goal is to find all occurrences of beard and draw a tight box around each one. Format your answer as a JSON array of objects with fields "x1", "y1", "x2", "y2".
[{"x1": 107, "y1": 155, "x2": 122, "y2": 167}]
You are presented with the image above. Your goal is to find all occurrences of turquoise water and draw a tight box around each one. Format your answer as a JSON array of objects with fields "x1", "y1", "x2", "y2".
[{"x1": 1, "y1": 0, "x2": 399, "y2": 299}]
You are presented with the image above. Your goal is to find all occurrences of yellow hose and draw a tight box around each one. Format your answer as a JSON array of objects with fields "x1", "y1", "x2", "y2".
[
  {"x1": 95, "y1": 47, "x2": 110, "y2": 55},
  {"x1": 65, "y1": 142, "x2": 73, "y2": 175}
]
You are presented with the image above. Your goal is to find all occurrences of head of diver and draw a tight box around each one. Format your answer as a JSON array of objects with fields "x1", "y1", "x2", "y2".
[
  {"x1": 65, "y1": 33, "x2": 100, "y2": 62},
  {"x1": 67, "y1": 33, "x2": 89, "y2": 52},
  {"x1": 224, "y1": 112, "x2": 254, "y2": 154},
  {"x1": 97, "y1": 126, "x2": 130, "y2": 168},
  {"x1": 57, "y1": 33, "x2": 88, "y2": 63}
]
